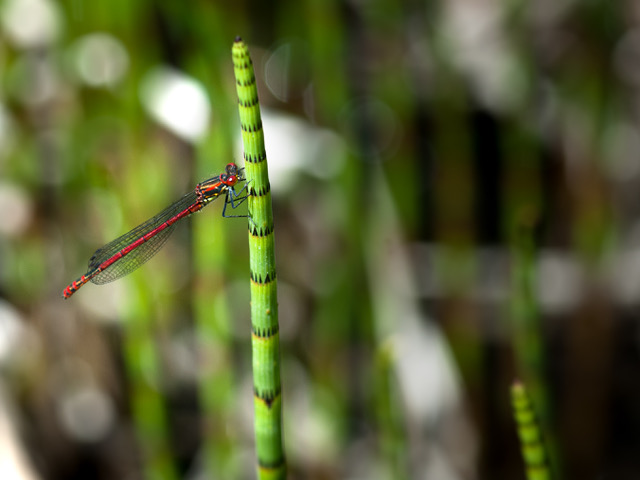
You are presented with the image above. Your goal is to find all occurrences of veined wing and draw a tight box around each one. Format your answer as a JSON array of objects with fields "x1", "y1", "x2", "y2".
[{"x1": 88, "y1": 190, "x2": 199, "y2": 285}]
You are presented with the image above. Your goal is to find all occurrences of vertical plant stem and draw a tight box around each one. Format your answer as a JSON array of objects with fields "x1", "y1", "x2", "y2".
[
  {"x1": 232, "y1": 37, "x2": 286, "y2": 480},
  {"x1": 374, "y1": 341, "x2": 408, "y2": 479},
  {"x1": 123, "y1": 286, "x2": 178, "y2": 480},
  {"x1": 509, "y1": 220, "x2": 545, "y2": 393},
  {"x1": 511, "y1": 381, "x2": 552, "y2": 480}
]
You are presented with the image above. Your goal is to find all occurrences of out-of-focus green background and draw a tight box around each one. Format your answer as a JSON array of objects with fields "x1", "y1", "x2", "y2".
[{"x1": 0, "y1": 0, "x2": 638, "y2": 479}]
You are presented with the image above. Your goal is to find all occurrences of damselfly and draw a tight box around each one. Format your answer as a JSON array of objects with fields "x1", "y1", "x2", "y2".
[{"x1": 63, "y1": 163, "x2": 247, "y2": 299}]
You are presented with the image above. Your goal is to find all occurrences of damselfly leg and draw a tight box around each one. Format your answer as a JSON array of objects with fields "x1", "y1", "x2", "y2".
[
  {"x1": 222, "y1": 181, "x2": 250, "y2": 218},
  {"x1": 221, "y1": 168, "x2": 260, "y2": 220}
]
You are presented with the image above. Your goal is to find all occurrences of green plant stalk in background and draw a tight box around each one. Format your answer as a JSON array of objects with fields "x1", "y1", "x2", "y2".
[
  {"x1": 374, "y1": 340, "x2": 408, "y2": 479},
  {"x1": 122, "y1": 282, "x2": 178, "y2": 480},
  {"x1": 232, "y1": 37, "x2": 286, "y2": 480},
  {"x1": 511, "y1": 381, "x2": 552, "y2": 480}
]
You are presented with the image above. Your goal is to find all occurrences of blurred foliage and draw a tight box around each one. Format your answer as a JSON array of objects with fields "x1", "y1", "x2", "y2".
[{"x1": 0, "y1": 0, "x2": 639, "y2": 479}]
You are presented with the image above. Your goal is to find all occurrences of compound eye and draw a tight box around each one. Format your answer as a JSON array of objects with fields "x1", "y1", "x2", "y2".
[
  {"x1": 225, "y1": 163, "x2": 236, "y2": 175},
  {"x1": 226, "y1": 175, "x2": 237, "y2": 185}
]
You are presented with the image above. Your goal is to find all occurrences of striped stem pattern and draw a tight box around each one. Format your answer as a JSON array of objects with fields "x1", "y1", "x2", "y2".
[
  {"x1": 511, "y1": 381, "x2": 552, "y2": 480},
  {"x1": 232, "y1": 37, "x2": 286, "y2": 479}
]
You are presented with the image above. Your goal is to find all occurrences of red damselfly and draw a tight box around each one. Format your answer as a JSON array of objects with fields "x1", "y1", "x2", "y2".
[{"x1": 63, "y1": 163, "x2": 247, "y2": 299}]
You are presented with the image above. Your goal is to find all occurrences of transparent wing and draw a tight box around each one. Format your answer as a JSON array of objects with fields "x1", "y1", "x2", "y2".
[
  {"x1": 90, "y1": 225, "x2": 176, "y2": 284},
  {"x1": 87, "y1": 190, "x2": 198, "y2": 285}
]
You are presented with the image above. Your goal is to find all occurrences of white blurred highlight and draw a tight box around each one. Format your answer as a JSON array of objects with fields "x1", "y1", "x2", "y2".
[
  {"x1": 0, "y1": 105, "x2": 16, "y2": 162},
  {"x1": 607, "y1": 246, "x2": 640, "y2": 306},
  {"x1": 10, "y1": 56, "x2": 60, "y2": 107},
  {"x1": 0, "y1": 183, "x2": 33, "y2": 237},
  {"x1": 235, "y1": 109, "x2": 346, "y2": 193},
  {"x1": 603, "y1": 122, "x2": 640, "y2": 184},
  {"x1": 72, "y1": 33, "x2": 129, "y2": 88},
  {"x1": 537, "y1": 251, "x2": 584, "y2": 313},
  {"x1": 0, "y1": 301, "x2": 26, "y2": 364},
  {"x1": 613, "y1": 28, "x2": 640, "y2": 87},
  {"x1": 1, "y1": 0, "x2": 61, "y2": 49},
  {"x1": 409, "y1": 244, "x2": 640, "y2": 315},
  {"x1": 52, "y1": 359, "x2": 115, "y2": 443},
  {"x1": 57, "y1": 385, "x2": 115, "y2": 443},
  {"x1": 264, "y1": 40, "x2": 309, "y2": 102},
  {"x1": 140, "y1": 67, "x2": 211, "y2": 142},
  {"x1": 78, "y1": 280, "x2": 128, "y2": 325},
  {"x1": 441, "y1": 0, "x2": 523, "y2": 112},
  {"x1": 0, "y1": 388, "x2": 41, "y2": 480}
]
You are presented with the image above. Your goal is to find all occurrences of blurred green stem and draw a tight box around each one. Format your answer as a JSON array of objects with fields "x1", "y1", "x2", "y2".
[
  {"x1": 511, "y1": 380, "x2": 552, "y2": 480},
  {"x1": 123, "y1": 286, "x2": 178, "y2": 480}
]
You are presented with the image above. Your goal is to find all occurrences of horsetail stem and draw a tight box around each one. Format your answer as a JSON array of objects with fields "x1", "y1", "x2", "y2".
[
  {"x1": 232, "y1": 37, "x2": 286, "y2": 480},
  {"x1": 511, "y1": 381, "x2": 552, "y2": 480}
]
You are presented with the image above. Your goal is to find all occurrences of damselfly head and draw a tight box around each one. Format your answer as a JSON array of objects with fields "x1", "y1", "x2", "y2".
[{"x1": 220, "y1": 163, "x2": 244, "y2": 186}]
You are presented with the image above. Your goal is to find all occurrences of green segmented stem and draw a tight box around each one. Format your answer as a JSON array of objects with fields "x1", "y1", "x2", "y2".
[
  {"x1": 511, "y1": 381, "x2": 552, "y2": 480},
  {"x1": 232, "y1": 37, "x2": 286, "y2": 480}
]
